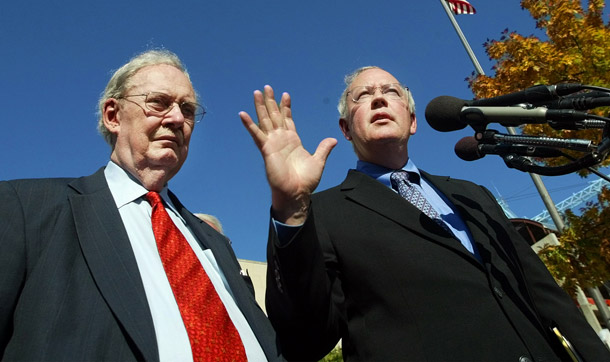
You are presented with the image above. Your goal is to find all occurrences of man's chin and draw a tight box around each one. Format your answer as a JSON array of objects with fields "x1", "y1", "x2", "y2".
[
  {"x1": 370, "y1": 132, "x2": 406, "y2": 143},
  {"x1": 148, "y1": 150, "x2": 185, "y2": 169}
]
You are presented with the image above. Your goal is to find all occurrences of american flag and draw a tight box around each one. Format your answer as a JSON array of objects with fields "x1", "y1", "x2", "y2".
[{"x1": 446, "y1": 0, "x2": 476, "y2": 15}]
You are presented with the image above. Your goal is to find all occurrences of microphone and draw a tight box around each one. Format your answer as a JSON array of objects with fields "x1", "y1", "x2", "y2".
[
  {"x1": 425, "y1": 96, "x2": 592, "y2": 132},
  {"x1": 543, "y1": 91, "x2": 610, "y2": 110},
  {"x1": 503, "y1": 153, "x2": 604, "y2": 176},
  {"x1": 424, "y1": 96, "x2": 473, "y2": 132},
  {"x1": 481, "y1": 131, "x2": 595, "y2": 152},
  {"x1": 493, "y1": 137, "x2": 609, "y2": 176},
  {"x1": 454, "y1": 136, "x2": 564, "y2": 161},
  {"x1": 548, "y1": 119, "x2": 607, "y2": 130},
  {"x1": 469, "y1": 83, "x2": 584, "y2": 107}
]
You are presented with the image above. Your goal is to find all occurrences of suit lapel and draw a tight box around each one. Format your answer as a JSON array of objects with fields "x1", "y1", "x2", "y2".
[
  {"x1": 422, "y1": 171, "x2": 521, "y2": 270},
  {"x1": 422, "y1": 172, "x2": 545, "y2": 317},
  {"x1": 421, "y1": 171, "x2": 493, "y2": 250},
  {"x1": 68, "y1": 169, "x2": 159, "y2": 362},
  {"x1": 339, "y1": 170, "x2": 475, "y2": 260}
]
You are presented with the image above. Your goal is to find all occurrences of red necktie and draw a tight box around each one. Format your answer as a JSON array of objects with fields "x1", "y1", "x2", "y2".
[{"x1": 145, "y1": 191, "x2": 247, "y2": 362}]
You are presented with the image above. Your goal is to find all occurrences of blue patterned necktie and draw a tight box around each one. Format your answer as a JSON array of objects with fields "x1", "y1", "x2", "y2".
[{"x1": 390, "y1": 171, "x2": 453, "y2": 235}]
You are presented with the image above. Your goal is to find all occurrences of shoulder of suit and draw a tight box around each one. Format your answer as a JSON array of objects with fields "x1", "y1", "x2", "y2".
[
  {"x1": 0, "y1": 178, "x2": 79, "y2": 220},
  {"x1": 311, "y1": 168, "x2": 385, "y2": 204},
  {"x1": 3, "y1": 177, "x2": 77, "y2": 205},
  {"x1": 311, "y1": 183, "x2": 344, "y2": 204},
  {"x1": 4, "y1": 177, "x2": 77, "y2": 192},
  {"x1": 2, "y1": 167, "x2": 107, "y2": 200}
]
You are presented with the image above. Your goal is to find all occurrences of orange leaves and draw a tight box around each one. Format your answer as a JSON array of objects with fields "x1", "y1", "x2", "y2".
[
  {"x1": 469, "y1": 1, "x2": 610, "y2": 293},
  {"x1": 470, "y1": 0, "x2": 610, "y2": 172}
]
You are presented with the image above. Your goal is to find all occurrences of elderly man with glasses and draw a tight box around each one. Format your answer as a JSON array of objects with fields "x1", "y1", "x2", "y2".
[
  {"x1": 0, "y1": 50, "x2": 282, "y2": 362},
  {"x1": 240, "y1": 66, "x2": 610, "y2": 361}
]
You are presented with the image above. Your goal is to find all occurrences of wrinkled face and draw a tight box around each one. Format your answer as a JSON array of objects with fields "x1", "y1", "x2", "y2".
[
  {"x1": 339, "y1": 68, "x2": 417, "y2": 160},
  {"x1": 106, "y1": 64, "x2": 196, "y2": 182}
]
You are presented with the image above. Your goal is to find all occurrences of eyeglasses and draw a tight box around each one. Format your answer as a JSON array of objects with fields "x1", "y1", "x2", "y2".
[
  {"x1": 119, "y1": 91, "x2": 206, "y2": 126},
  {"x1": 348, "y1": 83, "x2": 408, "y2": 103}
]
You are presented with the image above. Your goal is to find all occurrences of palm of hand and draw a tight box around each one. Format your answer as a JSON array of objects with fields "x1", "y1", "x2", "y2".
[
  {"x1": 262, "y1": 125, "x2": 326, "y2": 197},
  {"x1": 239, "y1": 85, "x2": 337, "y2": 223}
]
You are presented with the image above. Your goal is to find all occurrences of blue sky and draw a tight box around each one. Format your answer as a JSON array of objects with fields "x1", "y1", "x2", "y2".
[{"x1": 2, "y1": 0, "x2": 608, "y2": 262}]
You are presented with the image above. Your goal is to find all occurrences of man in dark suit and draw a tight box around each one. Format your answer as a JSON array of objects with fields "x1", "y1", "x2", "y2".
[
  {"x1": 0, "y1": 50, "x2": 282, "y2": 361},
  {"x1": 239, "y1": 67, "x2": 610, "y2": 361}
]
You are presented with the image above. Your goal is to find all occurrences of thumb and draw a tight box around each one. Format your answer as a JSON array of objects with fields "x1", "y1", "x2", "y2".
[{"x1": 313, "y1": 138, "x2": 338, "y2": 164}]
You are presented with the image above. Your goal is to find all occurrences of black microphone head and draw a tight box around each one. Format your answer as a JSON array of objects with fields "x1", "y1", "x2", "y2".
[
  {"x1": 454, "y1": 136, "x2": 483, "y2": 161},
  {"x1": 425, "y1": 96, "x2": 469, "y2": 132}
]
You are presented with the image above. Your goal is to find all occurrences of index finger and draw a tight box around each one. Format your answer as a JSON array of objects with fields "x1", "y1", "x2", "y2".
[{"x1": 239, "y1": 110, "x2": 266, "y2": 149}]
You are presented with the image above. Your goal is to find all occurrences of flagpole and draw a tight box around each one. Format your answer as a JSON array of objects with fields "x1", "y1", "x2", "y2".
[
  {"x1": 438, "y1": 0, "x2": 565, "y2": 231},
  {"x1": 440, "y1": 0, "x2": 484, "y2": 75}
]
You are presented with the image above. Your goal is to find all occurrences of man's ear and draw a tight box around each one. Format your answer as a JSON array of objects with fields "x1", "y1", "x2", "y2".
[
  {"x1": 102, "y1": 99, "x2": 121, "y2": 135},
  {"x1": 339, "y1": 118, "x2": 352, "y2": 141},
  {"x1": 410, "y1": 113, "x2": 417, "y2": 135}
]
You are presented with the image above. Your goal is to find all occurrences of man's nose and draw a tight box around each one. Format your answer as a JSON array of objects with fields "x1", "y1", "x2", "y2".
[
  {"x1": 162, "y1": 103, "x2": 186, "y2": 127},
  {"x1": 371, "y1": 93, "x2": 389, "y2": 108}
]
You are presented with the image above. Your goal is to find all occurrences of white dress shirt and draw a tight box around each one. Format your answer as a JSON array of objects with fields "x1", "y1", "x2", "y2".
[{"x1": 104, "y1": 161, "x2": 266, "y2": 361}]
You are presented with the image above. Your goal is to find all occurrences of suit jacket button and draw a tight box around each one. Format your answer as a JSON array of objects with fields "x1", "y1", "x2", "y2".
[
  {"x1": 519, "y1": 356, "x2": 532, "y2": 362},
  {"x1": 274, "y1": 268, "x2": 284, "y2": 293}
]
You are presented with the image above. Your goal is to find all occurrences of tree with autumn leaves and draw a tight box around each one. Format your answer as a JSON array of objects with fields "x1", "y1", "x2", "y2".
[
  {"x1": 469, "y1": 0, "x2": 610, "y2": 293},
  {"x1": 470, "y1": 0, "x2": 610, "y2": 172},
  {"x1": 538, "y1": 188, "x2": 610, "y2": 295}
]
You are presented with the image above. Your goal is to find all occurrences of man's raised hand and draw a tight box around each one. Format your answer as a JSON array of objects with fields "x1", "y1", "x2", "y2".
[{"x1": 239, "y1": 85, "x2": 337, "y2": 224}]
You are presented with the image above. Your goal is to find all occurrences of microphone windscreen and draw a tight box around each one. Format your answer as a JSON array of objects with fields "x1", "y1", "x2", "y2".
[
  {"x1": 454, "y1": 136, "x2": 483, "y2": 161},
  {"x1": 424, "y1": 96, "x2": 469, "y2": 132}
]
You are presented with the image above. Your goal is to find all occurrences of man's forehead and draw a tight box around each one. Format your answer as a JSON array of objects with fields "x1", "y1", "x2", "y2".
[
  {"x1": 129, "y1": 64, "x2": 194, "y2": 94},
  {"x1": 352, "y1": 68, "x2": 400, "y2": 87}
]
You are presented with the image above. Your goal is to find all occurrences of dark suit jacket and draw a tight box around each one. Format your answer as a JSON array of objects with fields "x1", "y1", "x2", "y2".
[
  {"x1": 266, "y1": 169, "x2": 609, "y2": 361},
  {"x1": 0, "y1": 168, "x2": 282, "y2": 361}
]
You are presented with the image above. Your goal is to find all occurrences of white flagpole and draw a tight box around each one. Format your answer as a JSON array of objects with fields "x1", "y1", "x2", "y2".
[{"x1": 438, "y1": 0, "x2": 566, "y2": 231}]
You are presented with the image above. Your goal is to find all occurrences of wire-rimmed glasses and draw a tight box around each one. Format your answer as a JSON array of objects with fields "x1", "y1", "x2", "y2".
[
  {"x1": 119, "y1": 91, "x2": 205, "y2": 126},
  {"x1": 348, "y1": 83, "x2": 409, "y2": 103}
]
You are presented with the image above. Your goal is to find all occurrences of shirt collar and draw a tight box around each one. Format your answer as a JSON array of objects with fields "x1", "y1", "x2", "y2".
[
  {"x1": 104, "y1": 161, "x2": 181, "y2": 219},
  {"x1": 355, "y1": 158, "x2": 422, "y2": 187}
]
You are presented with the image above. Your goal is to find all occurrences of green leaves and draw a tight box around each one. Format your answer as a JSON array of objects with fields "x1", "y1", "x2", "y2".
[{"x1": 538, "y1": 187, "x2": 610, "y2": 294}]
